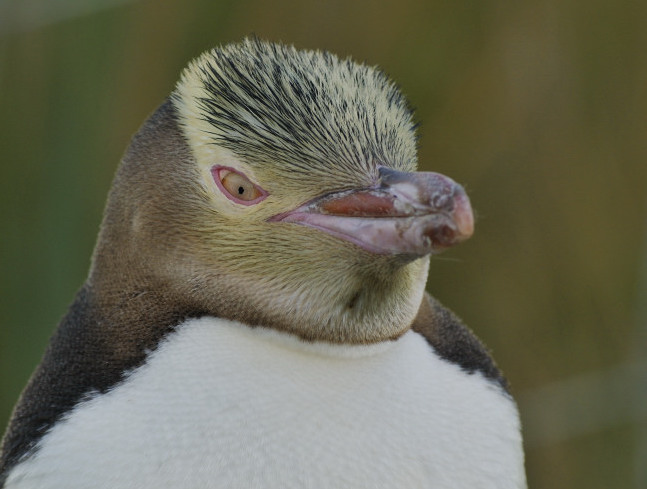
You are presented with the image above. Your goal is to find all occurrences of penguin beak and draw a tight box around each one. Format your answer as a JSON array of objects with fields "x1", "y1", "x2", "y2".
[{"x1": 270, "y1": 167, "x2": 474, "y2": 258}]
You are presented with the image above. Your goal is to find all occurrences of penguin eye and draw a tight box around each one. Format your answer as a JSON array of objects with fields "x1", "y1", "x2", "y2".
[{"x1": 212, "y1": 166, "x2": 268, "y2": 205}]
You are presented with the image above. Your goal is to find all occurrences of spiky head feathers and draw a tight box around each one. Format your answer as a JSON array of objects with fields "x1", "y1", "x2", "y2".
[{"x1": 173, "y1": 39, "x2": 418, "y2": 190}]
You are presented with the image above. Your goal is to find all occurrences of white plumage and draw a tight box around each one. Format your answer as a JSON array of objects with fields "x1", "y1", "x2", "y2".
[{"x1": 6, "y1": 317, "x2": 525, "y2": 489}]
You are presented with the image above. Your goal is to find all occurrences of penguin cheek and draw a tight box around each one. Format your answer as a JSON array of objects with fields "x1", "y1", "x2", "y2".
[{"x1": 211, "y1": 165, "x2": 268, "y2": 206}]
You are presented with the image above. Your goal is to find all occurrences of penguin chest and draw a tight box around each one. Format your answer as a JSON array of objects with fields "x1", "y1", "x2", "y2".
[{"x1": 6, "y1": 317, "x2": 525, "y2": 489}]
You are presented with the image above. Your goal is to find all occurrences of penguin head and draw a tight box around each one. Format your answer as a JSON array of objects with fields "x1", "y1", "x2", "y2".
[{"x1": 91, "y1": 39, "x2": 473, "y2": 344}]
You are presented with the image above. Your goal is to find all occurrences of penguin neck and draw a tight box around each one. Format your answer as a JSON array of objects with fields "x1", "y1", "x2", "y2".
[{"x1": 88, "y1": 237, "x2": 431, "y2": 346}]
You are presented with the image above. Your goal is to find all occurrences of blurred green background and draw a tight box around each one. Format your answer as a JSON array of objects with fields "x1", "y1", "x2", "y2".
[{"x1": 1, "y1": 0, "x2": 646, "y2": 487}]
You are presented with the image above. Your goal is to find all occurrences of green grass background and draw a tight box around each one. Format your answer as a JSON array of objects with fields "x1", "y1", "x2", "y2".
[{"x1": 1, "y1": 0, "x2": 646, "y2": 487}]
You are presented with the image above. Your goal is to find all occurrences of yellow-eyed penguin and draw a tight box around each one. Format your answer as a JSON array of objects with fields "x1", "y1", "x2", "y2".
[{"x1": 0, "y1": 39, "x2": 526, "y2": 488}]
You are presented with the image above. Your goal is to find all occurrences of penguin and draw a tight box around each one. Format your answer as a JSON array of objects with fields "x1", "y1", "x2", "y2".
[{"x1": 0, "y1": 39, "x2": 526, "y2": 488}]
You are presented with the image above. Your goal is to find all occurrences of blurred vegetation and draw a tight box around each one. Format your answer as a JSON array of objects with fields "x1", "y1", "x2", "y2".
[{"x1": 1, "y1": 0, "x2": 646, "y2": 487}]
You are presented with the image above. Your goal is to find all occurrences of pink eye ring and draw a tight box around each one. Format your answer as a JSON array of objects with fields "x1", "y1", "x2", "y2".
[{"x1": 211, "y1": 165, "x2": 268, "y2": 206}]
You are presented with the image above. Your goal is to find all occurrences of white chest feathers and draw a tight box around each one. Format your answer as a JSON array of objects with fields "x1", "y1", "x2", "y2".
[{"x1": 6, "y1": 317, "x2": 526, "y2": 489}]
